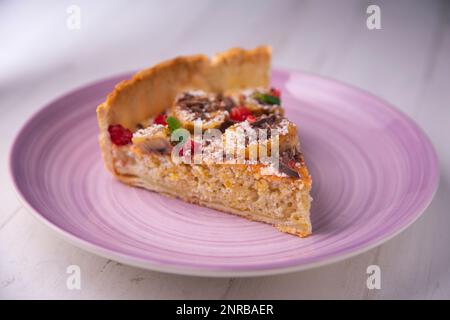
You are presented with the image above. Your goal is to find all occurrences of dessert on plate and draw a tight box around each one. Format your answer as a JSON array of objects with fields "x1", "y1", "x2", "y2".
[{"x1": 97, "y1": 46, "x2": 312, "y2": 237}]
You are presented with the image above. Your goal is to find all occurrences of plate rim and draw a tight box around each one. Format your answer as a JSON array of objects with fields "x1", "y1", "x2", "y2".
[{"x1": 8, "y1": 69, "x2": 440, "y2": 277}]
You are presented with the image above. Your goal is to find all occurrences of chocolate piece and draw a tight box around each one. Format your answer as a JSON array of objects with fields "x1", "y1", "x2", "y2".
[
  {"x1": 177, "y1": 92, "x2": 233, "y2": 120},
  {"x1": 250, "y1": 114, "x2": 279, "y2": 129},
  {"x1": 250, "y1": 114, "x2": 282, "y2": 139},
  {"x1": 279, "y1": 161, "x2": 300, "y2": 179},
  {"x1": 219, "y1": 119, "x2": 237, "y2": 132},
  {"x1": 219, "y1": 96, "x2": 235, "y2": 112}
]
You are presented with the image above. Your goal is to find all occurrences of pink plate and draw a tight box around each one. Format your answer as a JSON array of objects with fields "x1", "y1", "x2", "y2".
[{"x1": 10, "y1": 70, "x2": 439, "y2": 277}]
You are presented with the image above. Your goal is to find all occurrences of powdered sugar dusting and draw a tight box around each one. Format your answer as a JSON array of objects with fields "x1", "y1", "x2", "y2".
[
  {"x1": 260, "y1": 163, "x2": 287, "y2": 177},
  {"x1": 133, "y1": 124, "x2": 165, "y2": 138}
]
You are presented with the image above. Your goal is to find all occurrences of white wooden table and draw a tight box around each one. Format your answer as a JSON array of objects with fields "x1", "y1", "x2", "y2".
[{"x1": 1, "y1": 0, "x2": 449, "y2": 299}]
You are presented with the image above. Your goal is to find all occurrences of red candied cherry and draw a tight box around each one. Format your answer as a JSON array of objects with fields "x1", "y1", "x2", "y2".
[
  {"x1": 246, "y1": 115, "x2": 256, "y2": 123},
  {"x1": 179, "y1": 140, "x2": 200, "y2": 156},
  {"x1": 108, "y1": 124, "x2": 133, "y2": 146},
  {"x1": 270, "y1": 87, "x2": 281, "y2": 98},
  {"x1": 154, "y1": 113, "x2": 168, "y2": 126},
  {"x1": 230, "y1": 106, "x2": 253, "y2": 122}
]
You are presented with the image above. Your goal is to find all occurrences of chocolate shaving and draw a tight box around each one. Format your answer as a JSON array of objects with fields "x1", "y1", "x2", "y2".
[
  {"x1": 219, "y1": 119, "x2": 237, "y2": 132},
  {"x1": 279, "y1": 161, "x2": 300, "y2": 179},
  {"x1": 281, "y1": 148, "x2": 302, "y2": 163},
  {"x1": 177, "y1": 92, "x2": 235, "y2": 121},
  {"x1": 220, "y1": 96, "x2": 235, "y2": 112},
  {"x1": 250, "y1": 114, "x2": 279, "y2": 129},
  {"x1": 277, "y1": 148, "x2": 303, "y2": 179}
]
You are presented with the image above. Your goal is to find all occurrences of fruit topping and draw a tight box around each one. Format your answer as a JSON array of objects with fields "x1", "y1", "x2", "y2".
[
  {"x1": 246, "y1": 115, "x2": 256, "y2": 123},
  {"x1": 132, "y1": 125, "x2": 171, "y2": 154},
  {"x1": 230, "y1": 106, "x2": 253, "y2": 122},
  {"x1": 108, "y1": 124, "x2": 132, "y2": 146},
  {"x1": 253, "y1": 92, "x2": 281, "y2": 105},
  {"x1": 166, "y1": 116, "x2": 182, "y2": 132},
  {"x1": 154, "y1": 113, "x2": 168, "y2": 126},
  {"x1": 270, "y1": 87, "x2": 281, "y2": 98}
]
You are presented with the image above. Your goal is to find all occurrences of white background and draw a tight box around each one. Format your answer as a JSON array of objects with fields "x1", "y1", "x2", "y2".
[{"x1": 1, "y1": 0, "x2": 449, "y2": 299}]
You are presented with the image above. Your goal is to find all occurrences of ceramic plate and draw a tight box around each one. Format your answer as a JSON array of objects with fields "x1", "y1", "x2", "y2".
[{"x1": 10, "y1": 69, "x2": 439, "y2": 277}]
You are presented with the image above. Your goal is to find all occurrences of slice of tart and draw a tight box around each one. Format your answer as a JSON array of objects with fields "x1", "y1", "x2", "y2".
[{"x1": 97, "y1": 46, "x2": 312, "y2": 237}]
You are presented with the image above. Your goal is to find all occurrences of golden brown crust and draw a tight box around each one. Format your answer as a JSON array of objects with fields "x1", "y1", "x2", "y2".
[{"x1": 97, "y1": 46, "x2": 271, "y2": 174}]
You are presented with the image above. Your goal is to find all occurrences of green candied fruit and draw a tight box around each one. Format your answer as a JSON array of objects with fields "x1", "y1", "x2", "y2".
[
  {"x1": 166, "y1": 116, "x2": 181, "y2": 132},
  {"x1": 253, "y1": 92, "x2": 280, "y2": 105}
]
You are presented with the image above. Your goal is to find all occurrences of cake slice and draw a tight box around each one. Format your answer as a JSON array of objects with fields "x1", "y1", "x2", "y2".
[{"x1": 96, "y1": 46, "x2": 312, "y2": 237}]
